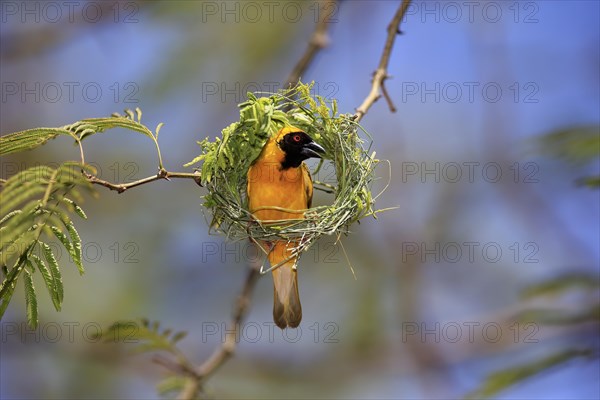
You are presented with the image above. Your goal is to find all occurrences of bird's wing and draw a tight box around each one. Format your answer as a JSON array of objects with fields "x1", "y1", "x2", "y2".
[{"x1": 301, "y1": 162, "x2": 313, "y2": 209}]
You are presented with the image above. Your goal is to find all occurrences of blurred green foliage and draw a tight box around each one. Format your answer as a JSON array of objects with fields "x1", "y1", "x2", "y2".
[
  {"x1": 539, "y1": 125, "x2": 600, "y2": 188},
  {"x1": 468, "y1": 272, "x2": 599, "y2": 398}
]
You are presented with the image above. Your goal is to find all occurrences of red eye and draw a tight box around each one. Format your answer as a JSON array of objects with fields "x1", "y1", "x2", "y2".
[{"x1": 293, "y1": 134, "x2": 301, "y2": 142}]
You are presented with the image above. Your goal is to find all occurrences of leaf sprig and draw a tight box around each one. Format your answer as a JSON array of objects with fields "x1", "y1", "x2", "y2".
[
  {"x1": 1, "y1": 108, "x2": 166, "y2": 327},
  {"x1": 0, "y1": 162, "x2": 93, "y2": 327}
]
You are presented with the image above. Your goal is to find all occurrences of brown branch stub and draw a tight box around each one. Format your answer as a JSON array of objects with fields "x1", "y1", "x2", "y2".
[
  {"x1": 284, "y1": 0, "x2": 337, "y2": 89},
  {"x1": 354, "y1": 0, "x2": 412, "y2": 122},
  {"x1": 380, "y1": 78, "x2": 397, "y2": 113}
]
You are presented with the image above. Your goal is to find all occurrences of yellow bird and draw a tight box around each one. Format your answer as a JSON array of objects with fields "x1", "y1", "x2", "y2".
[{"x1": 247, "y1": 126, "x2": 325, "y2": 329}]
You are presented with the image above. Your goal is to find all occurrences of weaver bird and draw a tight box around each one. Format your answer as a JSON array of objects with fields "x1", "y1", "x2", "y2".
[{"x1": 247, "y1": 126, "x2": 325, "y2": 329}]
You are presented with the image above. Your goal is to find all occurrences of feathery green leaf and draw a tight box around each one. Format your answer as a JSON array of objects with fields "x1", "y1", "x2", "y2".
[
  {"x1": 0, "y1": 210, "x2": 22, "y2": 226},
  {"x1": 30, "y1": 255, "x2": 61, "y2": 311},
  {"x1": 23, "y1": 269, "x2": 38, "y2": 328},
  {"x1": 41, "y1": 243, "x2": 63, "y2": 304},
  {"x1": 0, "y1": 255, "x2": 29, "y2": 319},
  {"x1": 62, "y1": 198, "x2": 87, "y2": 219},
  {"x1": 0, "y1": 127, "x2": 73, "y2": 155},
  {"x1": 64, "y1": 219, "x2": 84, "y2": 274},
  {"x1": 51, "y1": 225, "x2": 74, "y2": 258}
]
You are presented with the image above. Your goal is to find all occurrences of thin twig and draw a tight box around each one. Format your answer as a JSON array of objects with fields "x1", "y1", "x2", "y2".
[
  {"x1": 284, "y1": 0, "x2": 337, "y2": 89},
  {"x1": 354, "y1": 0, "x2": 412, "y2": 122},
  {"x1": 84, "y1": 169, "x2": 201, "y2": 193}
]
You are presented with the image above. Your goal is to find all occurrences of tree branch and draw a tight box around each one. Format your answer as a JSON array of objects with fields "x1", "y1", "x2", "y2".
[
  {"x1": 354, "y1": 0, "x2": 412, "y2": 122},
  {"x1": 149, "y1": 7, "x2": 339, "y2": 396},
  {"x1": 131, "y1": 4, "x2": 410, "y2": 398},
  {"x1": 195, "y1": 261, "x2": 260, "y2": 378},
  {"x1": 153, "y1": 257, "x2": 261, "y2": 399},
  {"x1": 84, "y1": 169, "x2": 202, "y2": 193},
  {"x1": 284, "y1": 0, "x2": 337, "y2": 89}
]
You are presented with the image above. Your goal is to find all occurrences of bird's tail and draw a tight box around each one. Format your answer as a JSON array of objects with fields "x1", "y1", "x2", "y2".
[{"x1": 268, "y1": 241, "x2": 302, "y2": 329}]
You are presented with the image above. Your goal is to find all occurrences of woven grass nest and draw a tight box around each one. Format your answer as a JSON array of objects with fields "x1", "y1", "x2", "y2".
[{"x1": 185, "y1": 82, "x2": 387, "y2": 258}]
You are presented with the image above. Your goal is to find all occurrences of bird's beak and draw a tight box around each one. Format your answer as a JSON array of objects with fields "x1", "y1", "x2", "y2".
[{"x1": 302, "y1": 141, "x2": 326, "y2": 159}]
